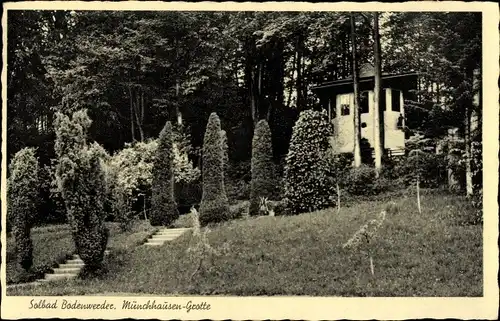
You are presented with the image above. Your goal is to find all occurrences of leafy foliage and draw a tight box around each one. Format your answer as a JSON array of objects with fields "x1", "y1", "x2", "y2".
[
  {"x1": 108, "y1": 128, "x2": 201, "y2": 225},
  {"x1": 150, "y1": 122, "x2": 179, "y2": 226},
  {"x1": 342, "y1": 165, "x2": 378, "y2": 196},
  {"x1": 250, "y1": 120, "x2": 276, "y2": 216},
  {"x1": 8, "y1": 147, "x2": 39, "y2": 270},
  {"x1": 54, "y1": 110, "x2": 108, "y2": 270},
  {"x1": 284, "y1": 110, "x2": 336, "y2": 215},
  {"x1": 199, "y1": 113, "x2": 230, "y2": 226}
]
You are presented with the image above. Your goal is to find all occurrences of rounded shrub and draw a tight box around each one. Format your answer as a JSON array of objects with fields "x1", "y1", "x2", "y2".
[
  {"x1": 54, "y1": 110, "x2": 109, "y2": 271},
  {"x1": 250, "y1": 120, "x2": 276, "y2": 216},
  {"x1": 8, "y1": 147, "x2": 39, "y2": 271},
  {"x1": 283, "y1": 109, "x2": 336, "y2": 215},
  {"x1": 342, "y1": 165, "x2": 377, "y2": 196},
  {"x1": 150, "y1": 121, "x2": 179, "y2": 226},
  {"x1": 199, "y1": 113, "x2": 230, "y2": 226}
]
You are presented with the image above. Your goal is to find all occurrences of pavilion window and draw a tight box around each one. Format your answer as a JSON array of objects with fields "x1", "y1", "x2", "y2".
[
  {"x1": 339, "y1": 94, "x2": 350, "y2": 116},
  {"x1": 392, "y1": 89, "x2": 401, "y2": 112},
  {"x1": 360, "y1": 91, "x2": 369, "y2": 114}
]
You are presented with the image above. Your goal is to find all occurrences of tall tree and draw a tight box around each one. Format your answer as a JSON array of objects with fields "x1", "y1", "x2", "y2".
[
  {"x1": 372, "y1": 12, "x2": 383, "y2": 175},
  {"x1": 350, "y1": 13, "x2": 362, "y2": 168}
]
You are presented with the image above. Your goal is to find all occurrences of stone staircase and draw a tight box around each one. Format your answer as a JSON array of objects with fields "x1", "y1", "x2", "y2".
[
  {"x1": 39, "y1": 250, "x2": 110, "y2": 282},
  {"x1": 144, "y1": 228, "x2": 191, "y2": 246},
  {"x1": 8, "y1": 229, "x2": 190, "y2": 289}
]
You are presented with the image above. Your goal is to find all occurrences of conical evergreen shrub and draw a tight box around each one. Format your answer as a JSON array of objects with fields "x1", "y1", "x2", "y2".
[
  {"x1": 150, "y1": 121, "x2": 179, "y2": 226},
  {"x1": 54, "y1": 110, "x2": 108, "y2": 271},
  {"x1": 250, "y1": 120, "x2": 276, "y2": 216},
  {"x1": 284, "y1": 110, "x2": 336, "y2": 215},
  {"x1": 199, "y1": 113, "x2": 230, "y2": 226},
  {"x1": 8, "y1": 147, "x2": 39, "y2": 271}
]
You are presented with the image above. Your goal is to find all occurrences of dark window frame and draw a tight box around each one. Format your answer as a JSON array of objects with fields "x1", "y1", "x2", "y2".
[
  {"x1": 360, "y1": 91, "x2": 369, "y2": 114},
  {"x1": 340, "y1": 104, "x2": 350, "y2": 116},
  {"x1": 392, "y1": 89, "x2": 401, "y2": 112}
]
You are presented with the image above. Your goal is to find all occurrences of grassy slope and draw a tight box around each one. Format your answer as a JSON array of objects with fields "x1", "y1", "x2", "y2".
[
  {"x1": 6, "y1": 221, "x2": 156, "y2": 285},
  {"x1": 6, "y1": 228, "x2": 74, "y2": 284},
  {"x1": 7, "y1": 191, "x2": 482, "y2": 296}
]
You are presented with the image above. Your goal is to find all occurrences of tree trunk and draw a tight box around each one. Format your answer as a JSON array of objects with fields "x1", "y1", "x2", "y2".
[
  {"x1": 245, "y1": 43, "x2": 258, "y2": 126},
  {"x1": 258, "y1": 62, "x2": 263, "y2": 97},
  {"x1": 250, "y1": 68, "x2": 258, "y2": 126},
  {"x1": 302, "y1": 56, "x2": 309, "y2": 109},
  {"x1": 286, "y1": 51, "x2": 297, "y2": 109},
  {"x1": 465, "y1": 68, "x2": 479, "y2": 196},
  {"x1": 372, "y1": 12, "x2": 383, "y2": 176},
  {"x1": 141, "y1": 90, "x2": 145, "y2": 125},
  {"x1": 132, "y1": 86, "x2": 144, "y2": 142},
  {"x1": 350, "y1": 13, "x2": 362, "y2": 168},
  {"x1": 128, "y1": 85, "x2": 136, "y2": 142},
  {"x1": 436, "y1": 82, "x2": 440, "y2": 104},
  {"x1": 296, "y1": 34, "x2": 303, "y2": 111},
  {"x1": 134, "y1": 94, "x2": 144, "y2": 142},
  {"x1": 176, "y1": 80, "x2": 183, "y2": 125},
  {"x1": 447, "y1": 128, "x2": 462, "y2": 192}
]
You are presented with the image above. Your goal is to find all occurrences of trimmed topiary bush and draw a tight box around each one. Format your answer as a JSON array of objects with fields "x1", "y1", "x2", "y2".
[
  {"x1": 54, "y1": 110, "x2": 108, "y2": 271},
  {"x1": 8, "y1": 147, "x2": 39, "y2": 271},
  {"x1": 150, "y1": 121, "x2": 179, "y2": 226},
  {"x1": 199, "y1": 113, "x2": 230, "y2": 226},
  {"x1": 283, "y1": 109, "x2": 336, "y2": 215},
  {"x1": 250, "y1": 120, "x2": 276, "y2": 216},
  {"x1": 76, "y1": 144, "x2": 110, "y2": 270}
]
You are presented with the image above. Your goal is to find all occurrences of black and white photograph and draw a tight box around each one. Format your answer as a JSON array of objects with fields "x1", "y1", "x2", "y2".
[{"x1": 1, "y1": 1, "x2": 498, "y2": 320}]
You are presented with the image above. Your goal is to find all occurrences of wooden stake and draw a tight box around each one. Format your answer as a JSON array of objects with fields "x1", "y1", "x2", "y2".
[
  {"x1": 337, "y1": 182, "x2": 341, "y2": 214},
  {"x1": 417, "y1": 177, "x2": 421, "y2": 214},
  {"x1": 369, "y1": 255, "x2": 375, "y2": 276}
]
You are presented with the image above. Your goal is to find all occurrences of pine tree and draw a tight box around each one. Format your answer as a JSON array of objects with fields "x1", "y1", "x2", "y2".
[
  {"x1": 150, "y1": 121, "x2": 179, "y2": 226},
  {"x1": 250, "y1": 120, "x2": 276, "y2": 216},
  {"x1": 199, "y1": 113, "x2": 230, "y2": 226}
]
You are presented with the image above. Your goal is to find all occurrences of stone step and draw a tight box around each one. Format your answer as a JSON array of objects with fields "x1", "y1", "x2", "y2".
[
  {"x1": 157, "y1": 228, "x2": 190, "y2": 232},
  {"x1": 59, "y1": 262, "x2": 85, "y2": 268},
  {"x1": 53, "y1": 267, "x2": 81, "y2": 274},
  {"x1": 146, "y1": 239, "x2": 166, "y2": 244},
  {"x1": 66, "y1": 259, "x2": 84, "y2": 264},
  {"x1": 155, "y1": 231, "x2": 188, "y2": 236},
  {"x1": 45, "y1": 273, "x2": 77, "y2": 281},
  {"x1": 144, "y1": 242, "x2": 164, "y2": 246},
  {"x1": 151, "y1": 235, "x2": 181, "y2": 240},
  {"x1": 145, "y1": 242, "x2": 165, "y2": 246}
]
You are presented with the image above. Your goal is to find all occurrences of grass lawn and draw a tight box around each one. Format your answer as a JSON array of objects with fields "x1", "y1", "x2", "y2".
[
  {"x1": 6, "y1": 220, "x2": 156, "y2": 285},
  {"x1": 7, "y1": 190, "x2": 482, "y2": 296}
]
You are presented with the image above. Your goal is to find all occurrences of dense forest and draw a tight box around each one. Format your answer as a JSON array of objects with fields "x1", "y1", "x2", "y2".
[{"x1": 7, "y1": 10, "x2": 482, "y2": 223}]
